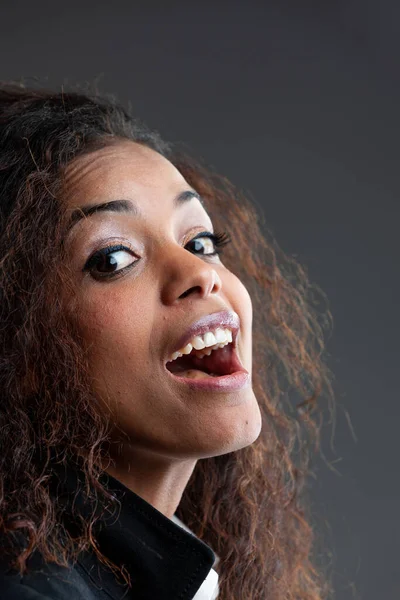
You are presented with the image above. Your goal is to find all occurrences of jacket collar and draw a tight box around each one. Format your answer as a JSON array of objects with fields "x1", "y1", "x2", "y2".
[{"x1": 50, "y1": 461, "x2": 216, "y2": 600}]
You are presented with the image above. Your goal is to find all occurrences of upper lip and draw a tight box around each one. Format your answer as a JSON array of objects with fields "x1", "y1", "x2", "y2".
[{"x1": 165, "y1": 309, "x2": 240, "y2": 362}]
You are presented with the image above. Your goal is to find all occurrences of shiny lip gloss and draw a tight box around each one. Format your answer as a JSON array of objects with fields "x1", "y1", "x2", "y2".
[{"x1": 166, "y1": 369, "x2": 251, "y2": 393}]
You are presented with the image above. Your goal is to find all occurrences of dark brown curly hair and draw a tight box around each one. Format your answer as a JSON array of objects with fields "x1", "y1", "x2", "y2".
[{"x1": 0, "y1": 81, "x2": 334, "y2": 599}]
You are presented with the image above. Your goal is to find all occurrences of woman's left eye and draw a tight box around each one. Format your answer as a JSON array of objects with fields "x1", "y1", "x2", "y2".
[{"x1": 185, "y1": 230, "x2": 231, "y2": 256}]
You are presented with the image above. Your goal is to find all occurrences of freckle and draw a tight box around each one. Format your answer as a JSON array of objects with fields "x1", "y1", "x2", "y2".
[{"x1": 245, "y1": 420, "x2": 248, "y2": 425}]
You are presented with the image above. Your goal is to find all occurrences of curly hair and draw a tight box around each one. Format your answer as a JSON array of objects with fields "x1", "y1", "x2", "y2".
[{"x1": 0, "y1": 81, "x2": 334, "y2": 599}]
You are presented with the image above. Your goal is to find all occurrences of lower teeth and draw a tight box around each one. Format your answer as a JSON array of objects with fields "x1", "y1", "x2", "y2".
[{"x1": 178, "y1": 369, "x2": 218, "y2": 379}]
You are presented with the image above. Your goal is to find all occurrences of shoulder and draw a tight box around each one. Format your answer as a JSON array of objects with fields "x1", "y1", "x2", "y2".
[
  {"x1": 0, "y1": 577, "x2": 55, "y2": 599},
  {"x1": 0, "y1": 549, "x2": 100, "y2": 600}
]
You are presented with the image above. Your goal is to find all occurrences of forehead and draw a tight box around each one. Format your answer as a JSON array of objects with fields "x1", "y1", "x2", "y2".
[{"x1": 62, "y1": 140, "x2": 189, "y2": 209}]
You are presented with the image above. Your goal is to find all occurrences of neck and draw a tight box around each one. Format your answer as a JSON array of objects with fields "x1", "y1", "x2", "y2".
[{"x1": 102, "y1": 444, "x2": 197, "y2": 519}]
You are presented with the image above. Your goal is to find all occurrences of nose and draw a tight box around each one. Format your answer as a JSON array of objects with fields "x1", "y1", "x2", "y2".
[{"x1": 160, "y1": 244, "x2": 223, "y2": 305}]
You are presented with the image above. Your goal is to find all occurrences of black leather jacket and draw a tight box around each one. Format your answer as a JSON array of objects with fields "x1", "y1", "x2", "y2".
[{"x1": 0, "y1": 462, "x2": 218, "y2": 599}]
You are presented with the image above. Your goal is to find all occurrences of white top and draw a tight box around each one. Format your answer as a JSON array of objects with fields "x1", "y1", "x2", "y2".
[{"x1": 171, "y1": 514, "x2": 220, "y2": 600}]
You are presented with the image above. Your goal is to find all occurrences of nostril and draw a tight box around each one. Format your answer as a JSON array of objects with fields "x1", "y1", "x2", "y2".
[{"x1": 179, "y1": 286, "x2": 202, "y2": 299}]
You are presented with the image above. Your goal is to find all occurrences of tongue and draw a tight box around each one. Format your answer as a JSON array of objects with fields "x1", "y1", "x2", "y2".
[{"x1": 190, "y1": 345, "x2": 233, "y2": 375}]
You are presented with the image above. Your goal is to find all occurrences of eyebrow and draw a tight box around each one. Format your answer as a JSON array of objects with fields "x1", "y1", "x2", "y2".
[{"x1": 66, "y1": 189, "x2": 204, "y2": 233}]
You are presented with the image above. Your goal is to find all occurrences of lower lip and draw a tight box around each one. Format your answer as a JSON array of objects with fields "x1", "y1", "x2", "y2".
[{"x1": 165, "y1": 368, "x2": 251, "y2": 392}]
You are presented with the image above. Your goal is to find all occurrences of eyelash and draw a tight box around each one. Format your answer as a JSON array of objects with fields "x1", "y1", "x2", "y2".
[{"x1": 83, "y1": 230, "x2": 232, "y2": 280}]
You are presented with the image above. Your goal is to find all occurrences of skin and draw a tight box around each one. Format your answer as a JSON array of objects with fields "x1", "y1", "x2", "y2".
[{"x1": 62, "y1": 140, "x2": 262, "y2": 519}]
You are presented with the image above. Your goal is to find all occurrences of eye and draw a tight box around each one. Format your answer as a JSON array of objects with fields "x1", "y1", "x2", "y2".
[
  {"x1": 82, "y1": 231, "x2": 232, "y2": 281},
  {"x1": 83, "y1": 244, "x2": 138, "y2": 279},
  {"x1": 185, "y1": 230, "x2": 231, "y2": 256}
]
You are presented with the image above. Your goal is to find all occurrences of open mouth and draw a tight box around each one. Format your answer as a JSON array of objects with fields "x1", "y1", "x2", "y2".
[{"x1": 165, "y1": 342, "x2": 240, "y2": 380}]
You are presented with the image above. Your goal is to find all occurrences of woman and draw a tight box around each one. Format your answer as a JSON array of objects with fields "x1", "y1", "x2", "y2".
[{"x1": 0, "y1": 82, "x2": 334, "y2": 599}]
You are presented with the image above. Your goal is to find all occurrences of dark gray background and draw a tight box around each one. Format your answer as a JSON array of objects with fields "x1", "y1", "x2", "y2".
[{"x1": 1, "y1": 1, "x2": 398, "y2": 598}]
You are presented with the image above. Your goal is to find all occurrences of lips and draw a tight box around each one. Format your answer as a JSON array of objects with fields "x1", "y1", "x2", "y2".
[
  {"x1": 162, "y1": 309, "x2": 249, "y2": 391},
  {"x1": 164, "y1": 346, "x2": 250, "y2": 393}
]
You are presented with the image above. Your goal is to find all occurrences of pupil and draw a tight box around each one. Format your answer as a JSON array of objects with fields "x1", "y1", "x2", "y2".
[{"x1": 103, "y1": 255, "x2": 118, "y2": 271}]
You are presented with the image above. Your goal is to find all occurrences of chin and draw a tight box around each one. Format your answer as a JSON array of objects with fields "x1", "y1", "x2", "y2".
[{"x1": 198, "y1": 395, "x2": 262, "y2": 458}]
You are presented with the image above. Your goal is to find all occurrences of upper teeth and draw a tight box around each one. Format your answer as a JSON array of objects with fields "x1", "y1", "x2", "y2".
[{"x1": 167, "y1": 328, "x2": 233, "y2": 362}]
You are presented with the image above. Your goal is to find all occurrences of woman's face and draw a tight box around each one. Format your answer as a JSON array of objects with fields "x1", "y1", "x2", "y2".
[{"x1": 62, "y1": 140, "x2": 261, "y2": 459}]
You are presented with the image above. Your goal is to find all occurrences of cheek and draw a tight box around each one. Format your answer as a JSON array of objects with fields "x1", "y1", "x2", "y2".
[
  {"x1": 221, "y1": 269, "x2": 253, "y2": 363},
  {"x1": 75, "y1": 287, "x2": 150, "y2": 362},
  {"x1": 224, "y1": 270, "x2": 253, "y2": 326}
]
